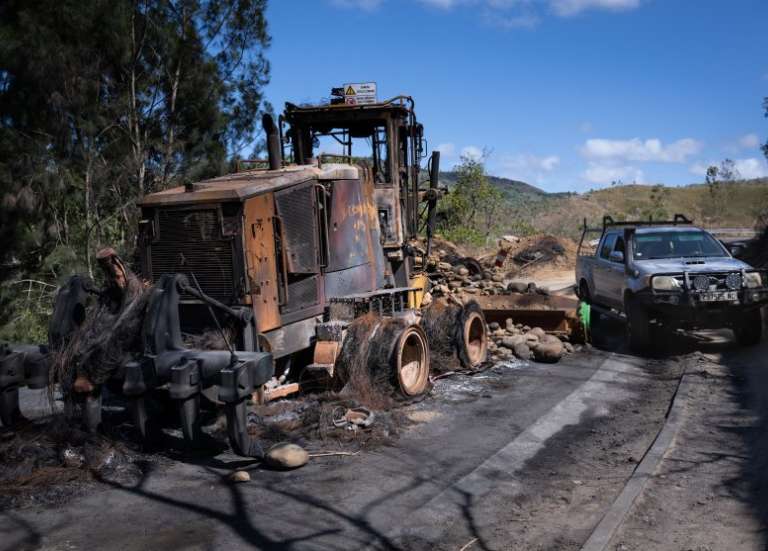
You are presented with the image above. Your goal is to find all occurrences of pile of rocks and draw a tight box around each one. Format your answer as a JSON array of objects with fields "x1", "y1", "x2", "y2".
[
  {"x1": 486, "y1": 318, "x2": 576, "y2": 364},
  {"x1": 424, "y1": 259, "x2": 508, "y2": 305}
]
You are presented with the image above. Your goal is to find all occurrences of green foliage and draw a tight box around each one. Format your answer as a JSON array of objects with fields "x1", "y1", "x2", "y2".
[
  {"x1": 436, "y1": 155, "x2": 506, "y2": 246},
  {"x1": 642, "y1": 183, "x2": 670, "y2": 221},
  {"x1": 0, "y1": 0, "x2": 271, "y2": 341},
  {"x1": 0, "y1": 280, "x2": 55, "y2": 343}
]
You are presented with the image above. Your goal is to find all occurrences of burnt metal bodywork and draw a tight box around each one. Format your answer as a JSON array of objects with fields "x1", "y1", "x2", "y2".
[
  {"x1": 138, "y1": 97, "x2": 431, "y2": 363},
  {"x1": 1, "y1": 95, "x2": 480, "y2": 457}
]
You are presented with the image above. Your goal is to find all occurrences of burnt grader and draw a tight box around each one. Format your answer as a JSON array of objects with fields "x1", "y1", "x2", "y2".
[{"x1": 0, "y1": 93, "x2": 489, "y2": 456}]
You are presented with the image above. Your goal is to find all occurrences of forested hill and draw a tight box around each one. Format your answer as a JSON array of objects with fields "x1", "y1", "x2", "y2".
[{"x1": 438, "y1": 171, "x2": 574, "y2": 204}]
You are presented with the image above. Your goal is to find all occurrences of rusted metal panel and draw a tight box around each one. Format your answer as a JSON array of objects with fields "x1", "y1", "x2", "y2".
[
  {"x1": 360, "y1": 166, "x2": 387, "y2": 288},
  {"x1": 244, "y1": 194, "x2": 281, "y2": 333},
  {"x1": 139, "y1": 166, "x2": 360, "y2": 207},
  {"x1": 327, "y1": 179, "x2": 373, "y2": 273}
]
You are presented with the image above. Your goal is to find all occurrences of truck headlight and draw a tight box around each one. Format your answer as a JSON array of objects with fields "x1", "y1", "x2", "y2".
[
  {"x1": 652, "y1": 275, "x2": 682, "y2": 291},
  {"x1": 744, "y1": 272, "x2": 763, "y2": 289}
]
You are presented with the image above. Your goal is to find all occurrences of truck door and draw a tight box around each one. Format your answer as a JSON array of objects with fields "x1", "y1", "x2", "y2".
[
  {"x1": 603, "y1": 234, "x2": 627, "y2": 309},
  {"x1": 593, "y1": 232, "x2": 617, "y2": 304}
]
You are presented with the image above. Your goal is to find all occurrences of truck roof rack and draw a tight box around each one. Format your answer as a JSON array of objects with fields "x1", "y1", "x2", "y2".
[{"x1": 601, "y1": 213, "x2": 693, "y2": 229}]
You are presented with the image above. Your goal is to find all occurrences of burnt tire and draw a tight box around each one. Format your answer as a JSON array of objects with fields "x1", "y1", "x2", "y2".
[
  {"x1": 336, "y1": 316, "x2": 431, "y2": 401},
  {"x1": 734, "y1": 309, "x2": 763, "y2": 347},
  {"x1": 393, "y1": 325, "x2": 431, "y2": 397},
  {"x1": 457, "y1": 301, "x2": 488, "y2": 368},
  {"x1": 625, "y1": 297, "x2": 651, "y2": 354}
]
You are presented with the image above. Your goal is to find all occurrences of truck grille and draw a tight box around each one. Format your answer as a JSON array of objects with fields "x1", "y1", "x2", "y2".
[
  {"x1": 150, "y1": 209, "x2": 236, "y2": 302},
  {"x1": 673, "y1": 272, "x2": 743, "y2": 292}
]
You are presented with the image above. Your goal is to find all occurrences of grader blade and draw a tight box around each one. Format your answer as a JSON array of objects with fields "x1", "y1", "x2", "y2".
[{"x1": 473, "y1": 294, "x2": 585, "y2": 343}]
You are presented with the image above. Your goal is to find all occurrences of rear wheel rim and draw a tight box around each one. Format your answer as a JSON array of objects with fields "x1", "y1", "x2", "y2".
[
  {"x1": 464, "y1": 312, "x2": 487, "y2": 366},
  {"x1": 396, "y1": 327, "x2": 430, "y2": 396}
]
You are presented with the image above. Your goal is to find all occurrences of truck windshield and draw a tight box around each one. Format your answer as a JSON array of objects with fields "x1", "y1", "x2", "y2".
[{"x1": 634, "y1": 231, "x2": 727, "y2": 260}]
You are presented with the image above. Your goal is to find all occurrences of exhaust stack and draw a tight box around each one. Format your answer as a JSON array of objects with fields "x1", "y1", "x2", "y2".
[{"x1": 262, "y1": 114, "x2": 282, "y2": 171}]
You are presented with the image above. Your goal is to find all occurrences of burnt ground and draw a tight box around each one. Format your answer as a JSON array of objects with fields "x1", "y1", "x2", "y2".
[{"x1": 1, "y1": 318, "x2": 766, "y2": 550}]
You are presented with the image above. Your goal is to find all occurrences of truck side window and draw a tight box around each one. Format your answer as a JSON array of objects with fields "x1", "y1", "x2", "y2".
[
  {"x1": 600, "y1": 234, "x2": 617, "y2": 260},
  {"x1": 614, "y1": 236, "x2": 625, "y2": 254}
]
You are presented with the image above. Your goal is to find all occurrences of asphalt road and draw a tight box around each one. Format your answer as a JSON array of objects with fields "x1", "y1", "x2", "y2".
[{"x1": 2, "y1": 325, "x2": 764, "y2": 551}]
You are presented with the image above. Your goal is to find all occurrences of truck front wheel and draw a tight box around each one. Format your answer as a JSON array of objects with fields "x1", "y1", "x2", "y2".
[
  {"x1": 625, "y1": 297, "x2": 651, "y2": 353},
  {"x1": 733, "y1": 309, "x2": 763, "y2": 347}
]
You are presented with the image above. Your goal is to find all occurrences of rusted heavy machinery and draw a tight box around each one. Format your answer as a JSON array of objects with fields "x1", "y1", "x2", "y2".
[
  {"x1": 1, "y1": 89, "x2": 489, "y2": 455},
  {"x1": 137, "y1": 93, "x2": 488, "y2": 397}
]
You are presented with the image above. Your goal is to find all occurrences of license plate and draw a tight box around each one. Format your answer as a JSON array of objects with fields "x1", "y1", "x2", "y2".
[{"x1": 699, "y1": 291, "x2": 738, "y2": 302}]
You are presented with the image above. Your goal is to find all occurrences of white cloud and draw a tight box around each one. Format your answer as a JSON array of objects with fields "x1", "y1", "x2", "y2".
[
  {"x1": 583, "y1": 162, "x2": 645, "y2": 185},
  {"x1": 734, "y1": 158, "x2": 768, "y2": 179},
  {"x1": 581, "y1": 137, "x2": 701, "y2": 163},
  {"x1": 436, "y1": 143, "x2": 457, "y2": 159},
  {"x1": 738, "y1": 133, "x2": 760, "y2": 149},
  {"x1": 497, "y1": 153, "x2": 560, "y2": 181},
  {"x1": 551, "y1": 0, "x2": 641, "y2": 16},
  {"x1": 488, "y1": 13, "x2": 540, "y2": 28},
  {"x1": 461, "y1": 145, "x2": 484, "y2": 161},
  {"x1": 689, "y1": 161, "x2": 714, "y2": 177},
  {"x1": 331, "y1": 0, "x2": 383, "y2": 10},
  {"x1": 689, "y1": 158, "x2": 768, "y2": 180}
]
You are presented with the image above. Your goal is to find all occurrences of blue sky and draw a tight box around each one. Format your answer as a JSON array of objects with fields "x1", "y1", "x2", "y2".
[{"x1": 264, "y1": 0, "x2": 768, "y2": 192}]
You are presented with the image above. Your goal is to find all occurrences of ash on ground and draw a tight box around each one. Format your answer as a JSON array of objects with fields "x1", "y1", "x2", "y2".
[{"x1": 0, "y1": 415, "x2": 156, "y2": 511}]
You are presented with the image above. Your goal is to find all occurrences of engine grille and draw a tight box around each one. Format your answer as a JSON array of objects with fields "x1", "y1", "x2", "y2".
[
  {"x1": 275, "y1": 184, "x2": 319, "y2": 274},
  {"x1": 150, "y1": 209, "x2": 236, "y2": 302},
  {"x1": 283, "y1": 275, "x2": 321, "y2": 314}
]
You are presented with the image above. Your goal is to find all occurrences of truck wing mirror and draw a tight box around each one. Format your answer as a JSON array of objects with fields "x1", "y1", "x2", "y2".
[{"x1": 609, "y1": 251, "x2": 624, "y2": 263}]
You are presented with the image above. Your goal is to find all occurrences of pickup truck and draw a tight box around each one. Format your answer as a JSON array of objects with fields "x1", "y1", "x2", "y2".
[{"x1": 575, "y1": 215, "x2": 768, "y2": 351}]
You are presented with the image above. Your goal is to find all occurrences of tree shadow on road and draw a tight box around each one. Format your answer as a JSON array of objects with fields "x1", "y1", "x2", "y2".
[{"x1": 716, "y1": 339, "x2": 768, "y2": 548}]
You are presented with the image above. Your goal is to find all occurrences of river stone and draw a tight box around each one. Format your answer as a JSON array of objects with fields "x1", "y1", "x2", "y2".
[
  {"x1": 505, "y1": 318, "x2": 516, "y2": 332},
  {"x1": 265, "y1": 443, "x2": 309, "y2": 469},
  {"x1": 491, "y1": 273, "x2": 504, "y2": 283},
  {"x1": 488, "y1": 321, "x2": 500, "y2": 331},
  {"x1": 507, "y1": 282, "x2": 528, "y2": 294},
  {"x1": 523, "y1": 332, "x2": 540, "y2": 345},
  {"x1": 438, "y1": 262, "x2": 452, "y2": 271},
  {"x1": 533, "y1": 335, "x2": 564, "y2": 363},
  {"x1": 501, "y1": 335, "x2": 525, "y2": 349},
  {"x1": 513, "y1": 343, "x2": 533, "y2": 360},
  {"x1": 529, "y1": 327, "x2": 546, "y2": 339},
  {"x1": 456, "y1": 266, "x2": 470, "y2": 276},
  {"x1": 229, "y1": 470, "x2": 251, "y2": 483}
]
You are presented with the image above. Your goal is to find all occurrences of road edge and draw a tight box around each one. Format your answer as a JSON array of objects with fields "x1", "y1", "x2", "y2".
[{"x1": 579, "y1": 364, "x2": 694, "y2": 551}]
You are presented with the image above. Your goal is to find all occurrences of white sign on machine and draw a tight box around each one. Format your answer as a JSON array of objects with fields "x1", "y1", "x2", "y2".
[{"x1": 343, "y1": 82, "x2": 377, "y2": 105}]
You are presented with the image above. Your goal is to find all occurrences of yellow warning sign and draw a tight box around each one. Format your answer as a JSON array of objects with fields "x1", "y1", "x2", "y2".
[{"x1": 343, "y1": 82, "x2": 377, "y2": 105}]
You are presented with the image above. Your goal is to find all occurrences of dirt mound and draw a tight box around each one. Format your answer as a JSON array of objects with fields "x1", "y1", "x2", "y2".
[{"x1": 491, "y1": 234, "x2": 578, "y2": 276}]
